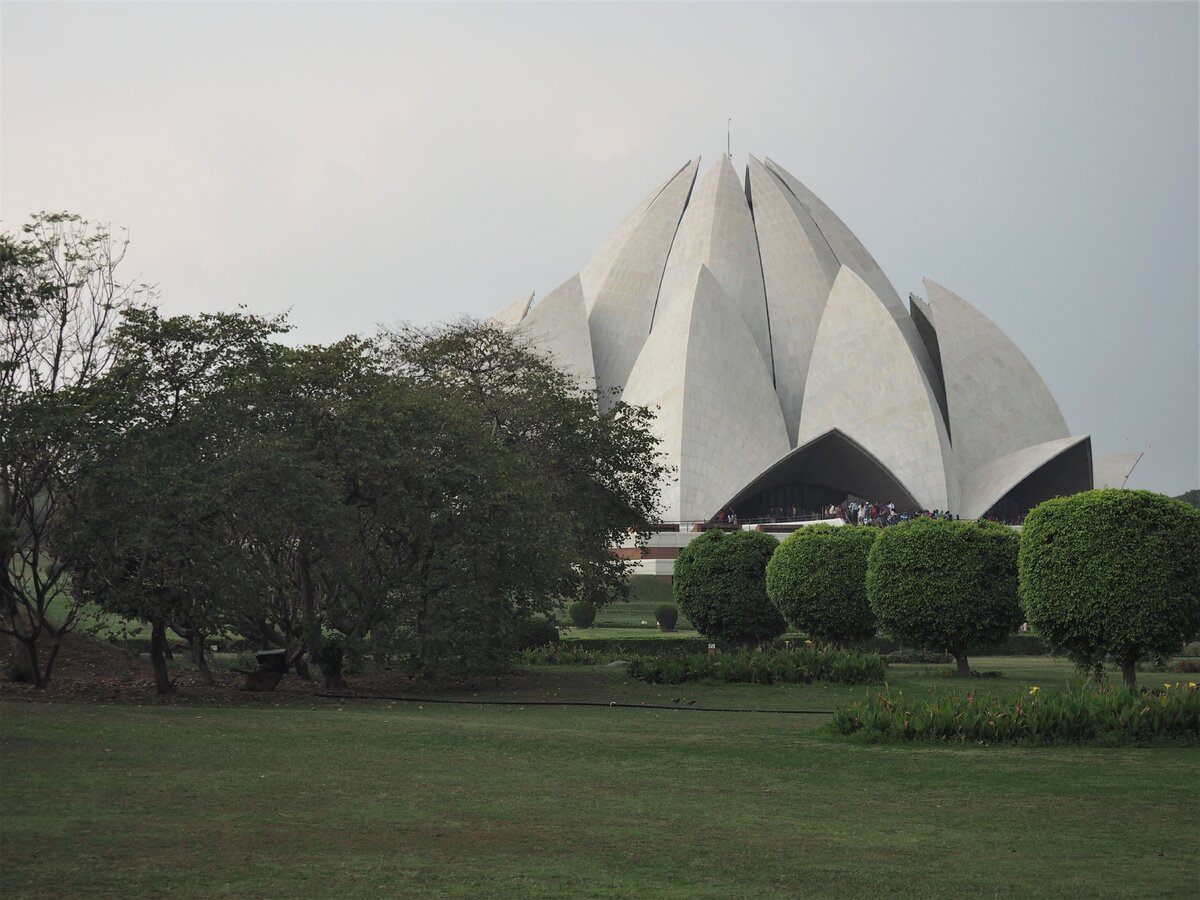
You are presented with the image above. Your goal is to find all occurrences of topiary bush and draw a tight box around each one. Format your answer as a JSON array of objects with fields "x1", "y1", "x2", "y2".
[
  {"x1": 568, "y1": 600, "x2": 597, "y2": 628},
  {"x1": 515, "y1": 617, "x2": 561, "y2": 650},
  {"x1": 673, "y1": 529, "x2": 787, "y2": 646},
  {"x1": 1019, "y1": 489, "x2": 1200, "y2": 688},
  {"x1": 867, "y1": 519, "x2": 1022, "y2": 676},
  {"x1": 766, "y1": 524, "x2": 877, "y2": 645},
  {"x1": 655, "y1": 603, "x2": 678, "y2": 632}
]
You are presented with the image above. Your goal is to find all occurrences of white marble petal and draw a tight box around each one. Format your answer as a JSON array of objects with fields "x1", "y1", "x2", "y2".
[
  {"x1": 959, "y1": 435, "x2": 1091, "y2": 519},
  {"x1": 924, "y1": 278, "x2": 1070, "y2": 476},
  {"x1": 491, "y1": 290, "x2": 533, "y2": 327},
  {"x1": 518, "y1": 274, "x2": 595, "y2": 392},
  {"x1": 764, "y1": 159, "x2": 948, "y2": 423},
  {"x1": 580, "y1": 160, "x2": 694, "y2": 306},
  {"x1": 764, "y1": 159, "x2": 905, "y2": 312},
  {"x1": 1093, "y1": 452, "x2": 1143, "y2": 489},
  {"x1": 622, "y1": 264, "x2": 790, "y2": 522},
  {"x1": 585, "y1": 159, "x2": 699, "y2": 401},
  {"x1": 799, "y1": 267, "x2": 956, "y2": 511},
  {"x1": 655, "y1": 155, "x2": 773, "y2": 371},
  {"x1": 746, "y1": 155, "x2": 841, "y2": 446}
]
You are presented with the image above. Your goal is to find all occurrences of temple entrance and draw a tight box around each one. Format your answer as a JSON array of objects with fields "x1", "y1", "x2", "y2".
[{"x1": 720, "y1": 429, "x2": 922, "y2": 519}]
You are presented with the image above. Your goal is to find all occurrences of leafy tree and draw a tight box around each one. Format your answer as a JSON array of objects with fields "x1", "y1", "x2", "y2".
[
  {"x1": 1019, "y1": 489, "x2": 1200, "y2": 688},
  {"x1": 381, "y1": 321, "x2": 670, "y2": 674},
  {"x1": 0, "y1": 212, "x2": 152, "y2": 686},
  {"x1": 867, "y1": 519, "x2": 1022, "y2": 675},
  {"x1": 766, "y1": 524, "x2": 877, "y2": 645},
  {"x1": 53, "y1": 312, "x2": 671, "y2": 688},
  {"x1": 673, "y1": 529, "x2": 786, "y2": 647},
  {"x1": 1175, "y1": 489, "x2": 1200, "y2": 510},
  {"x1": 54, "y1": 307, "x2": 288, "y2": 692}
]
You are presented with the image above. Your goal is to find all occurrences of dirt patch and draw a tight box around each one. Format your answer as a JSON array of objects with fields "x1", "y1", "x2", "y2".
[{"x1": 0, "y1": 630, "x2": 622, "y2": 707}]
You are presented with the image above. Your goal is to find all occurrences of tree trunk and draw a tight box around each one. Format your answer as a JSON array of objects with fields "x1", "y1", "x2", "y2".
[
  {"x1": 1121, "y1": 658, "x2": 1138, "y2": 691},
  {"x1": 952, "y1": 650, "x2": 972, "y2": 677},
  {"x1": 9, "y1": 634, "x2": 39, "y2": 685},
  {"x1": 149, "y1": 622, "x2": 175, "y2": 695},
  {"x1": 191, "y1": 636, "x2": 214, "y2": 685},
  {"x1": 298, "y1": 550, "x2": 320, "y2": 651},
  {"x1": 43, "y1": 631, "x2": 65, "y2": 687},
  {"x1": 291, "y1": 648, "x2": 311, "y2": 680},
  {"x1": 4, "y1": 601, "x2": 41, "y2": 685}
]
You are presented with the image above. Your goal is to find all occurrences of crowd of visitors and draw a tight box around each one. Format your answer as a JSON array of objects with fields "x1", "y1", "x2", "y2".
[
  {"x1": 709, "y1": 501, "x2": 962, "y2": 528},
  {"x1": 832, "y1": 501, "x2": 958, "y2": 527},
  {"x1": 707, "y1": 501, "x2": 1024, "y2": 529}
]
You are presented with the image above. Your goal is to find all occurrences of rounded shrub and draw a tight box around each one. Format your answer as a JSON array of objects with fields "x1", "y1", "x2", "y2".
[
  {"x1": 1019, "y1": 489, "x2": 1200, "y2": 688},
  {"x1": 655, "y1": 603, "x2": 678, "y2": 632},
  {"x1": 515, "y1": 617, "x2": 561, "y2": 650},
  {"x1": 568, "y1": 600, "x2": 597, "y2": 629},
  {"x1": 867, "y1": 518, "x2": 1022, "y2": 675},
  {"x1": 766, "y1": 524, "x2": 878, "y2": 645},
  {"x1": 673, "y1": 529, "x2": 786, "y2": 646}
]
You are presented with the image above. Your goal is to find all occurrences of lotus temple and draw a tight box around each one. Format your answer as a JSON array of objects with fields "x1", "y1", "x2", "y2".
[{"x1": 494, "y1": 155, "x2": 1141, "y2": 532}]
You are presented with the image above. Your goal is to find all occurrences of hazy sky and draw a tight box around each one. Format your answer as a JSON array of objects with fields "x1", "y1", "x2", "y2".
[{"x1": 3, "y1": 2, "x2": 1197, "y2": 494}]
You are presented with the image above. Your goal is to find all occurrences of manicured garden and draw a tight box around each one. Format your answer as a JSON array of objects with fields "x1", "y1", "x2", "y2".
[{"x1": 3, "y1": 653, "x2": 1198, "y2": 898}]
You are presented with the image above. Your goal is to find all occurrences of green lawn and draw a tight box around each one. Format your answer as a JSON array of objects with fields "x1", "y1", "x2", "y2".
[
  {"x1": 2, "y1": 657, "x2": 1198, "y2": 898},
  {"x1": 561, "y1": 576, "x2": 695, "y2": 632}
]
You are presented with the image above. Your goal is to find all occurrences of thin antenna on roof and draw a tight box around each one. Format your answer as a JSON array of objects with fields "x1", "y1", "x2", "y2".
[{"x1": 727, "y1": 118, "x2": 732, "y2": 157}]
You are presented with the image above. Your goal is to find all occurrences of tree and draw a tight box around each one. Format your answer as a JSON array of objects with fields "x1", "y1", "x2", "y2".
[
  {"x1": 1019, "y1": 489, "x2": 1200, "y2": 688},
  {"x1": 54, "y1": 307, "x2": 288, "y2": 693},
  {"x1": 673, "y1": 529, "x2": 787, "y2": 647},
  {"x1": 54, "y1": 313, "x2": 671, "y2": 688},
  {"x1": 381, "y1": 320, "x2": 670, "y2": 674},
  {"x1": 867, "y1": 519, "x2": 1022, "y2": 675},
  {"x1": 766, "y1": 524, "x2": 877, "y2": 645},
  {"x1": 0, "y1": 212, "x2": 152, "y2": 687},
  {"x1": 1175, "y1": 489, "x2": 1200, "y2": 510}
]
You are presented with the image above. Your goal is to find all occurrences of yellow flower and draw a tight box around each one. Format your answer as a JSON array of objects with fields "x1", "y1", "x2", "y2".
[
  {"x1": 1028, "y1": 686, "x2": 1040, "y2": 695},
  {"x1": 1188, "y1": 682, "x2": 1197, "y2": 690},
  {"x1": 1164, "y1": 683, "x2": 1172, "y2": 690},
  {"x1": 804, "y1": 639, "x2": 813, "y2": 646}
]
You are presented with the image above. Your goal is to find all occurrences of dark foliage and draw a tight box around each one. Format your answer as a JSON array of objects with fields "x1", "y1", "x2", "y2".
[
  {"x1": 654, "y1": 604, "x2": 678, "y2": 632},
  {"x1": 766, "y1": 524, "x2": 877, "y2": 645},
  {"x1": 867, "y1": 519, "x2": 1022, "y2": 675},
  {"x1": 568, "y1": 601, "x2": 597, "y2": 629},
  {"x1": 1019, "y1": 489, "x2": 1200, "y2": 687},
  {"x1": 673, "y1": 529, "x2": 787, "y2": 646}
]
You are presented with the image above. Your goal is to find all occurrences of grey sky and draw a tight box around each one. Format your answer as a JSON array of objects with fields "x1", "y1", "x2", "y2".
[{"x1": 3, "y1": 1, "x2": 1197, "y2": 494}]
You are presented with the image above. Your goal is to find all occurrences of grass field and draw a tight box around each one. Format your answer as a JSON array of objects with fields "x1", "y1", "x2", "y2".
[
  {"x1": 560, "y1": 576, "x2": 696, "y2": 632},
  {"x1": 2, "y1": 657, "x2": 1198, "y2": 898}
]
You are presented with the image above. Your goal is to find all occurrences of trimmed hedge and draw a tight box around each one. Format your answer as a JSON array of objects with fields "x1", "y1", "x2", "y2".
[
  {"x1": 1019, "y1": 489, "x2": 1200, "y2": 688},
  {"x1": 766, "y1": 524, "x2": 877, "y2": 645},
  {"x1": 833, "y1": 683, "x2": 1200, "y2": 745},
  {"x1": 655, "y1": 604, "x2": 678, "y2": 632},
  {"x1": 515, "y1": 617, "x2": 561, "y2": 650},
  {"x1": 626, "y1": 645, "x2": 886, "y2": 685},
  {"x1": 673, "y1": 529, "x2": 787, "y2": 646},
  {"x1": 561, "y1": 637, "x2": 708, "y2": 657},
  {"x1": 867, "y1": 519, "x2": 1022, "y2": 675},
  {"x1": 568, "y1": 600, "x2": 597, "y2": 628}
]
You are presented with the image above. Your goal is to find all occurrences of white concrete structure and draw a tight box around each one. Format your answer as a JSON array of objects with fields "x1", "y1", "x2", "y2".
[
  {"x1": 1093, "y1": 452, "x2": 1143, "y2": 489},
  {"x1": 498, "y1": 156, "x2": 1134, "y2": 522}
]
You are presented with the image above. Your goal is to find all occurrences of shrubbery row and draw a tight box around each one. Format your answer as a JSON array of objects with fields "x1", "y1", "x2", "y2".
[
  {"x1": 626, "y1": 645, "x2": 886, "y2": 686},
  {"x1": 673, "y1": 490, "x2": 1200, "y2": 684},
  {"x1": 832, "y1": 682, "x2": 1200, "y2": 745}
]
